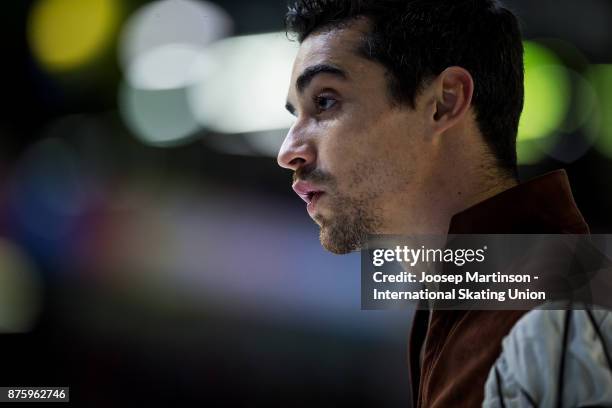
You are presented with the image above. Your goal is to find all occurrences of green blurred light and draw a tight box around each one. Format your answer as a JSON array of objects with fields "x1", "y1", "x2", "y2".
[
  {"x1": 517, "y1": 41, "x2": 571, "y2": 165},
  {"x1": 587, "y1": 65, "x2": 612, "y2": 159},
  {"x1": 0, "y1": 239, "x2": 41, "y2": 333}
]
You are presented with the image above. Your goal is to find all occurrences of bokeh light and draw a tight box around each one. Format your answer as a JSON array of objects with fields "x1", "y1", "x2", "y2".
[
  {"x1": 28, "y1": 0, "x2": 120, "y2": 71},
  {"x1": 9, "y1": 136, "x2": 89, "y2": 247},
  {"x1": 119, "y1": 0, "x2": 232, "y2": 90},
  {"x1": 119, "y1": 82, "x2": 201, "y2": 146},
  {"x1": 587, "y1": 65, "x2": 612, "y2": 159},
  {"x1": 542, "y1": 39, "x2": 594, "y2": 135},
  {"x1": 117, "y1": 0, "x2": 233, "y2": 146},
  {"x1": 188, "y1": 32, "x2": 298, "y2": 134},
  {"x1": 517, "y1": 41, "x2": 571, "y2": 164},
  {"x1": 542, "y1": 69, "x2": 598, "y2": 163},
  {"x1": 126, "y1": 44, "x2": 204, "y2": 91},
  {"x1": 519, "y1": 41, "x2": 571, "y2": 141},
  {"x1": 0, "y1": 239, "x2": 42, "y2": 333}
]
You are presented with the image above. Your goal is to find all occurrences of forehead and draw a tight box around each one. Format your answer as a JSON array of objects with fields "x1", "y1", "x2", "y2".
[
  {"x1": 295, "y1": 25, "x2": 361, "y2": 63},
  {"x1": 289, "y1": 20, "x2": 372, "y2": 87}
]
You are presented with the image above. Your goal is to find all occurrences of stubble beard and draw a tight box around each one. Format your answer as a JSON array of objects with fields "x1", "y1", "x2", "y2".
[
  {"x1": 294, "y1": 167, "x2": 384, "y2": 254},
  {"x1": 315, "y1": 192, "x2": 383, "y2": 254}
]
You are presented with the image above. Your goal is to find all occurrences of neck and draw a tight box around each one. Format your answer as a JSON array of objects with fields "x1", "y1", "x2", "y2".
[
  {"x1": 444, "y1": 170, "x2": 518, "y2": 233},
  {"x1": 393, "y1": 170, "x2": 518, "y2": 236},
  {"x1": 460, "y1": 176, "x2": 518, "y2": 215}
]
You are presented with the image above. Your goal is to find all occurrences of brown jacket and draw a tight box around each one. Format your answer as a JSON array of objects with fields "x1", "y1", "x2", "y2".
[{"x1": 409, "y1": 170, "x2": 590, "y2": 407}]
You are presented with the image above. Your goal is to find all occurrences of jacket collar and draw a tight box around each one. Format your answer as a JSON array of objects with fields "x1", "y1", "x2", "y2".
[{"x1": 447, "y1": 169, "x2": 589, "y2": 234}]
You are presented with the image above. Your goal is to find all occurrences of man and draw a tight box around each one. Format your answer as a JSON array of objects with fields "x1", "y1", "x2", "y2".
[{"x1": 276, "y1": 0, "x2": 594, "y2": 406}]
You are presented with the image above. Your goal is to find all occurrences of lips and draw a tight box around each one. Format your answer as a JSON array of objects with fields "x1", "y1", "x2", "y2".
[{"x1": 292, "y1": 181, "x2": 325, "y2": 215}]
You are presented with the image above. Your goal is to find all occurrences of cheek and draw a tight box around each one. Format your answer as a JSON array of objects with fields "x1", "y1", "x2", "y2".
[
  {"x1": 319, "y1": 124, "x2": 403, "y2": 194},
  {"x1": 317, "y1": 107, "x2": 424, "y2": 194},
  {"x1": 375, "y1": 115, "x2": 425, "y2": 178}
]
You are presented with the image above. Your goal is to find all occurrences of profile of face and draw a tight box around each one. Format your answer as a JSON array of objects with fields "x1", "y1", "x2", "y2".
[{"x1": 277, "y1": 19, "x2": 474, "y2": 254}]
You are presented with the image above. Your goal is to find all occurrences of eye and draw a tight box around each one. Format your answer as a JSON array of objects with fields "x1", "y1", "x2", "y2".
[{"x1": 313, "y1": 95, "x2": 337, "y2": 113}]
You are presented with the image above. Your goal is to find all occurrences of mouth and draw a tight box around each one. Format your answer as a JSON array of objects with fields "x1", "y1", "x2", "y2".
[{"x1": 292, "y1": 181, "x2": 326, "y2": 216}]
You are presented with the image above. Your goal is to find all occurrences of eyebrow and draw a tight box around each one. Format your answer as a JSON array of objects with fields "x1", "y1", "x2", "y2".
[
  {"x1": 296, "y1": 63, "x2": 347, "y2": 93},
  {"x1": 285, "y1": 63, "x2": 348, "y2": 116}
]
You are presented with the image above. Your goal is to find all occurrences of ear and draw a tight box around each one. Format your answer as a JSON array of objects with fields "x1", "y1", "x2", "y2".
[{"x1": 431, "y1": 66, "x2": 474, "y2": 133}]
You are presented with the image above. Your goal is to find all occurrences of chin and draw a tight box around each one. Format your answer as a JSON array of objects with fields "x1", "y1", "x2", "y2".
[
  {"x1": 319, "y1": 224, "x2": 363, "y2": 255},
  {"x1": 320, "y1": 237, "x2": 356, "y2": 255},
  {"x1": 311, "y1": 213, "x2": 324, "y2": 227},
  {"x1": 314, "y1": 199, "x2": 381, "y2": 254}
]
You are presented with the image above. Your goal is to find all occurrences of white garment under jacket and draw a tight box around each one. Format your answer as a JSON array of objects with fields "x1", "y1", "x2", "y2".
[{"x1": 483, "y1": 307, "x2": 612, "y2": 407}]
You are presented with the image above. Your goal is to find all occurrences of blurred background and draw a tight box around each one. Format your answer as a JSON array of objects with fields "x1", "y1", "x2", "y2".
[{"x1": 1, "y1": 0, "x2": 611, "y2": 406}]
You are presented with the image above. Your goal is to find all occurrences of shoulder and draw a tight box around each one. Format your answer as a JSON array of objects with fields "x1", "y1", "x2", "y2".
[{"x1": 483, "y1": 307, "x2": 612, "y2": 407}]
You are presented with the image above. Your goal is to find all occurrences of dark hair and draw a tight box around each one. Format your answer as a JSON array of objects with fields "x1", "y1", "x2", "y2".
[{"x1": 285, "y1": 0, "x2": 524, "y2": 177}]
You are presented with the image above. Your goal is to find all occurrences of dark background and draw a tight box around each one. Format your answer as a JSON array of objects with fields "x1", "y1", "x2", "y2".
[{"x1": 1, "y1": 0, "x2": 611, "y2": 406}]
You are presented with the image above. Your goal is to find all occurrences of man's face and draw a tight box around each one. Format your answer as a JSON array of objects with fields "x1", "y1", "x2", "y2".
[{"x1": 278, "y1": 20, "x2": 433, "y2": 254}]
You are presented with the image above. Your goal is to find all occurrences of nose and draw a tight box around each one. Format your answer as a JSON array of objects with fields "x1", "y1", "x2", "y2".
[{"x1": 277, "y1": 127, "x2": 316, "y2": 171}]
